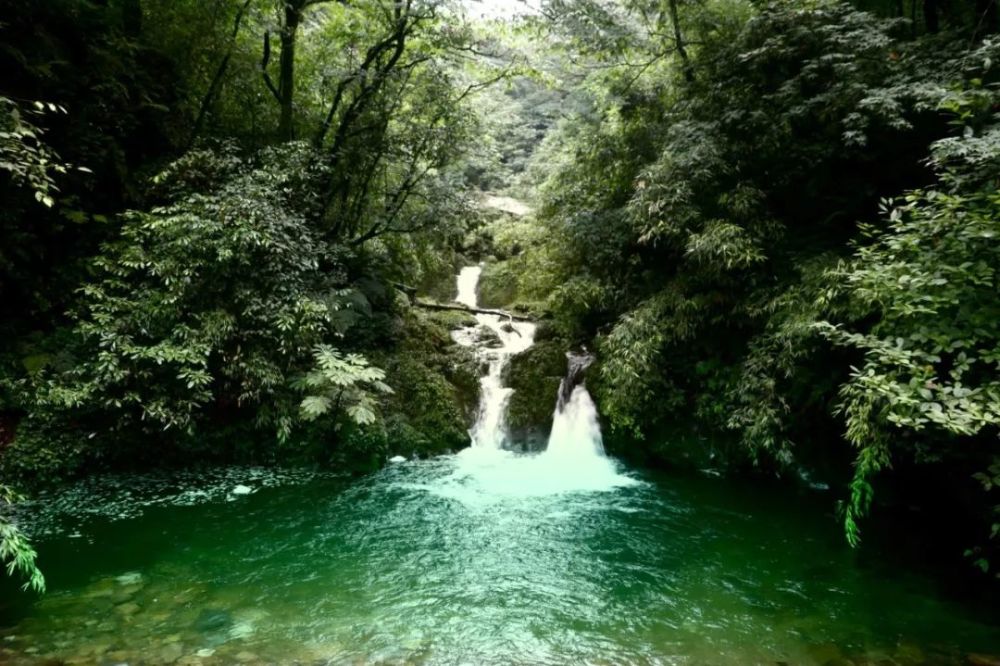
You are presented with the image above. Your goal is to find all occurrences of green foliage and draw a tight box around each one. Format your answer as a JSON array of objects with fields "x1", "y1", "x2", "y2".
[
  {"x1": 823, "y1": 188, "x2": 1000, "y2": 440},
  {"x1": 298, "y1": 346, "x2": 393, "y2": 427},
  {"x1": 0, "y1": 97, "x2": 86, "y2": 209},
  {"x1": 597, "y1": 291, "x2": 692, "y2": 437},
  {"x1": 819, "y1": 141, "x2": 1000, "y2": 552},
  {"x1": 520, "y1": 0, "x2": 1000, "y2": 566},
  {"x1": 0, "y1": 485, "x2": 44, "y2": 593},
  {"x1": 811, "y1": 75, "x2": 1000, "y2": 557},
  {"x1": 14, "y1": 145, "x2": 373, "y2": 458},
  {"x1": 724, "y1": 255, "x2": 841, "y2": 457}
]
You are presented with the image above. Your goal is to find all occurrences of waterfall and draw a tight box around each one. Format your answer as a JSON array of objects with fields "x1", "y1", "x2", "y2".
[
  {"x1": 439, "y1": 316, "x2": 637, "y2": 500},
  {"x1": 545, "y1": 352, "x2": 606, "y2": 460},
  {"x1": 451, "y1": 266, "x2": 536, "y2": 450}
]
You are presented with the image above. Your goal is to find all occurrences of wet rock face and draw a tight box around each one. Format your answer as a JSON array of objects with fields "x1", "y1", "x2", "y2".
[
  {"x1": 504, "y1": 339, "x2": 571, "y2": 451},
  {"x1": 474, "y1": 325, "x2": 504, "y2": 349},
  {"x1": 556, "y1": 352, "x2": 594, "y2": 411}
]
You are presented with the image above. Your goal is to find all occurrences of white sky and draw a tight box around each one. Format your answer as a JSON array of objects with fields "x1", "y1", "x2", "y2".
[{"x1": 462, "y1": 0, "x2": 541, "y2": 20}]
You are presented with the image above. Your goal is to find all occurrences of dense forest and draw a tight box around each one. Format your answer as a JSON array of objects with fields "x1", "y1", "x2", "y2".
[{"x1": 1, "y1": 0, "x2": 1000, "y2": 662}]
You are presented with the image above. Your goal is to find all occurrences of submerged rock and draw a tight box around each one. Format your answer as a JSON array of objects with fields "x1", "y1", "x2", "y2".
[
  {"x1": 113, "y1": 583, "x2": 144, "y2": 604},
  {"x1": 968, "y1": 655, "x2": 1000, "y2": 666},
  {"x1": 82, "y1": 578, "x2": 117, "y2": 599},
  {"x1": 193, "y1": 609, "x2": 232, "y2": 633},
  {"x1": 115, "y1": 573, "x2": 143, "y2": 586},
  {"x1": 115, "y1": 602, "x2": 141, "y2": 617},
  {"x1": 159, "y1": 642, "x2": 184, "y2": 663},
  {"x1": 228, "y1": 621, "x2": 254, "y2": 640}
]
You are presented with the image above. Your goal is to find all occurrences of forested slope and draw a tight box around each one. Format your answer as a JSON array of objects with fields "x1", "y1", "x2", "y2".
[
  {"x1": 487, "y1": 0, "x2": 1000, "y2": 577},
  {"x1": 0, "y1": 0, "x2": 519, "y2": 589},
  {"x1": 2, "y1": 0, "x2": 999, "y2": 591}
]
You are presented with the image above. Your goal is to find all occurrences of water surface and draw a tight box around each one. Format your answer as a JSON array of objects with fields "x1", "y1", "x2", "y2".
[{"x1": 1, "y1": 453, "x2": 997, "y2": 665}]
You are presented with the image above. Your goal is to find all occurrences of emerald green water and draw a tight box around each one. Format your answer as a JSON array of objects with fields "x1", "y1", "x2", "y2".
[{"x1": 1, "y1": 452, "x2": 998, "y2": 665}]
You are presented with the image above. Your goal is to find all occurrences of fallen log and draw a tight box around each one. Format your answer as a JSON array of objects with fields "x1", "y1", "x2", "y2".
[
  {"x1": 413, "y1": 299, "x2": 536, "y2": 322},
  {"x1": 391, "y1": 281, "x2": 418, "y2": 303}
]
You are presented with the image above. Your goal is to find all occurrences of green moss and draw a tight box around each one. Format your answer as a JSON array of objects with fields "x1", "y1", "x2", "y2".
[
  {"x1": 505, "y1": 339, "x2": 569, "y2": 450},
  {"x1": 478, "y1": 261, "x2": 519, "y2": 309},
  {"x1": 423, "y1": 309, "x2": 478, "y2": 331},
  {"x1": 375, "y1": 310, "x2": 480, "y2": 457},
  {"x1": 386, "y1": 357, "x2": 470, "y2": 455}
]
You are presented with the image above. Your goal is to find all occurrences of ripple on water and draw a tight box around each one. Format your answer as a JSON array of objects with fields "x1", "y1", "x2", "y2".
[{"x1": 0, "y1": 456, "x2": 998, "y2": 665}]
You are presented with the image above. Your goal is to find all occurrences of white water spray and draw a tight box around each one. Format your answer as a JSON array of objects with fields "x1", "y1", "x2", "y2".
[
  {"x1": 538, "y1": 351, "x2": 626, "y2": 490},
  {"x1": 438, "y1": 267, "x2": 636, "y2": 500},
  {"x1": 451, "y1": 266, "x2": 536, "y2": 450},
  {"x1": 546, "y1": 385, "x2": 605, "y2": 459}
]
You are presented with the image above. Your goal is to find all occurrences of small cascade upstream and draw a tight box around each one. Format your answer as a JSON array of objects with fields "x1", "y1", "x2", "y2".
[{"x1": 451, "y1": 265, "x2": 536, "y2": 450}]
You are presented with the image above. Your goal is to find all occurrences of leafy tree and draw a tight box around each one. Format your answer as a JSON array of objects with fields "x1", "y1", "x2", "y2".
[
  {"x1": 516, "y1": 0, "x2": 1000, "y2": 568},
  {"x1": 818, "y1": 82, "x2": 1000, "y2": 563},
  {"x1": 0, "y1": 486, "x2": 44, "y2": 593},
  {"x1": 14, "y1": 144, "x2": 376, "y2": 460},
  {"x1": 0, "y1": 97, "x2": 82, "y2": 209},
  {"x1": 299, "y1": 345, "x2": 393, "y2": 426}
]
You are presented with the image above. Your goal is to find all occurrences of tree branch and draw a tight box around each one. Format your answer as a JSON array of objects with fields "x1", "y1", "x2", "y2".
[
  {"x1": 413, "y1": 300, "x2": 536, "y2": 322},
  {"x1": 261, "y1": 31, "x2": 281, "y2": 103},
  {"x1": 187, "y1": 0, "x2": 255, "y2": 150}
]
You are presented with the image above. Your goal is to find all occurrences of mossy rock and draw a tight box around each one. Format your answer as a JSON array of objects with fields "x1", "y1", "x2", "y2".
[
  {"x1": 473, "y1": 325, "x2": 503, "y2": 349},
  {"x1": 505, "y1": 339, "x2": 570, "y2": 451},
  {"x1": 382, "y1": 357, "x2": 471, "y2": 456},
  {"x1": 373, "y1": 310, "x2": 480, "y2": 458},
  {"x1": 424, "y1": 309, "x2": 479, "y2": 331},
  {"x1": 478, "y1": 261, "x2": 519, "y2": 309}
]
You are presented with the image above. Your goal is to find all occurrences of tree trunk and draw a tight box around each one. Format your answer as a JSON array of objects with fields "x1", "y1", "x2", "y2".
[
  {"x1": 122, "y1": 0, "x2": 142, "y2": 37},
  {"x1": 413, "y1": 300, "x2": 536, "y2": 323},
  {"x1": 923, "y1": 0, "x2": 940, "y2": 32},
  {"x1": 187, "y1": 0, "x2": 254, "y2": 150},
  {"x1": 278, "y1": 1, "x2": 302, "y2": 141},
  {"x1": 666, "y1": 0, "x2": 693, "y2": 83}
]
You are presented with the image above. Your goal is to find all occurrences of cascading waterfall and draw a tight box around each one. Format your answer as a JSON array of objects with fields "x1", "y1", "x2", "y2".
[
  {"x1": 451, "y1": 265, "x2": 536, "y2": 450},
  {"x1": 444, "y1": 266, "x2": 635, "y2": 496},
  {"x1": 545, "y1": 352, "x2": 606, "y2": 460}
]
